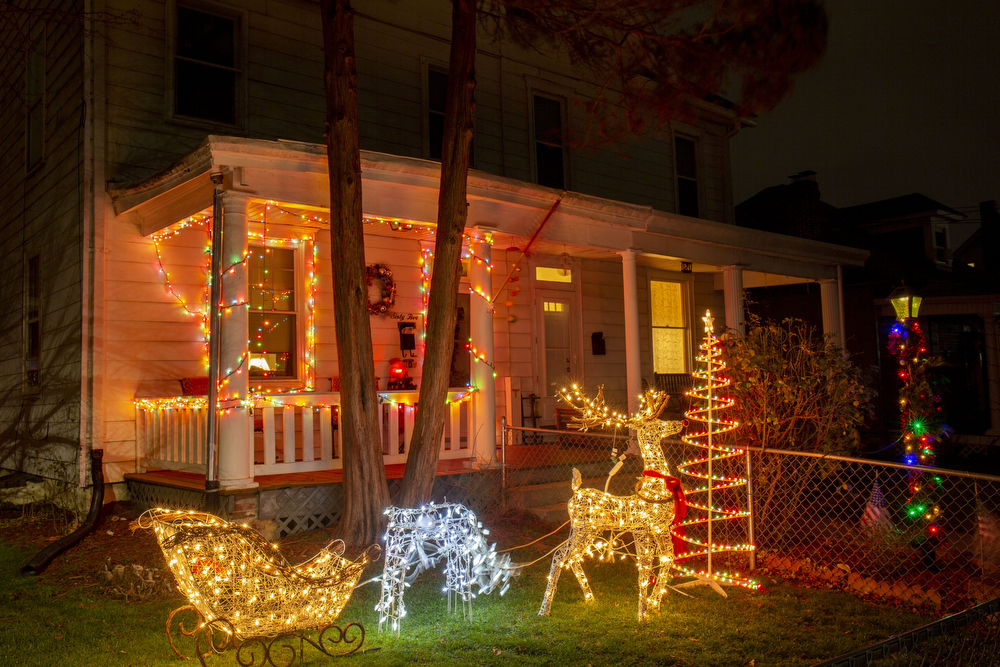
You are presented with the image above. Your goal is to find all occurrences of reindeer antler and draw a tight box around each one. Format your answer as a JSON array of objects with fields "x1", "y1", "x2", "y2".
[{"x1": 558, "y1": 385, "x2": 671, "y2": 431}]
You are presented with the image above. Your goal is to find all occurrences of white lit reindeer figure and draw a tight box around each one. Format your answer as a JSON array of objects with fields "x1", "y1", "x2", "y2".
[{"x1": 538, "y1": 386, "x2": 688, "y2": 622}]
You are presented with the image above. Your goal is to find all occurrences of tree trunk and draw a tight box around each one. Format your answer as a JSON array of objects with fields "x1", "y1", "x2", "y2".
[
  {"x1": 320, "y1": 0, "x2": 389, "y2": 545},
  {"x1": 396, "y1": 0, "x2": 477, "y2": 508}
]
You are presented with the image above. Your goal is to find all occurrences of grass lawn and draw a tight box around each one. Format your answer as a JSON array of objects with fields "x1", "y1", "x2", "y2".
[{"x1": 0, "y1": 512, "x2": 931, "y2": 667}]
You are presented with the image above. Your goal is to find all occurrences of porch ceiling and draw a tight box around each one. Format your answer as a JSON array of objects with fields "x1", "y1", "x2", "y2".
[{"x1": 109, "y1": 135, "x2": 868, "y2": 282}]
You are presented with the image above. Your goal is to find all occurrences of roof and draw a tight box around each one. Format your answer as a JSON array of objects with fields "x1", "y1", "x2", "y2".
[{"x1": 840, "y1": 193, "x2": 965, "y2": 224}]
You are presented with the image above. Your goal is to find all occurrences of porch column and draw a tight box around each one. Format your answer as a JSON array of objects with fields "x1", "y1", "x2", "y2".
[
  {"x1": 218, "y1": 191, "x2": 256, "y2": 490},
  {"x1": 722, "y1": 265, "x2": 745, "y2": 335},
  {"x1": 470, "y1": 229, "x2": 497, "y2": 465},
  {"x1": 820, "y1": 278, "x2": 843, "y2": 347},
  {"x1": 985, "y1": 315, "x2": 1000, "y2": 435},
  {"x1": 620, "y1": 249, "x2": 641, "y2": 415}
]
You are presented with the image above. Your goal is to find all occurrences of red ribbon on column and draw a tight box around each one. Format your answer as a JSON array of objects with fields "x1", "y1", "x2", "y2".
[{"x1": 642, "y1": 469, "x2": 688, "y2": 555}]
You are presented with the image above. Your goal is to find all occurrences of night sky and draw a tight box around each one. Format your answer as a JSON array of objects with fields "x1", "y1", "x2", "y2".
[{"x1": 731, "y1": 0, "x2": 999, "y2": 224}]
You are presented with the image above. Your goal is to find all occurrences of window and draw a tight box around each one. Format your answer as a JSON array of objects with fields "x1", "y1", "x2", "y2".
[
  {"x1": 426, "y1": 67, "x2": 473, "y2": 165},
  {"x1": 248, "y1": 246, "x2": 297, "y2": 379},
  {"x1": 535, "y1": 266, "x2": 572, "y2": 283},
  {"x1": 533, "y1": 94, "x2": 565, "y2": 189},
  {"x1": 933, "y1": 226, "x2": 949, "y2": 264},
  {"x1": 674, "y1": 136, "x2": 699, "y2": 218},
  {"x1": 650, "y1": 279, "x2": 688, "y2": 374},
  {"x1": 172, "y1": 4, "x2": 242, "y2": 126},
  {"x1": 26, "y1": 35, "x2": 44, "y2": 169},
  {"x1": 25, "y1": 255, "x2": 40, "y2": 386}
]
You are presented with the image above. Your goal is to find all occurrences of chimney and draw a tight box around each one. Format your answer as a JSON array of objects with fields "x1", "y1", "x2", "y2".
[{"x1": 787, "y1": 171, "x2": 822, "y2": 240}]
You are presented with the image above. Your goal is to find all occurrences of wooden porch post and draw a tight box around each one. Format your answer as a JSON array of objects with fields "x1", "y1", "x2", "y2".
[
  {"x1": 470, "y1": 228, "x2": 497, "y2": 465},
  {"x1": 722, "y1": 265, "x2": 745, "y2": 336},
  {"x1": 218, "y1": 191, "x2": 257, "y2": 490},
  {"x1": 620, "y1": 249, "x2": 641, "y2": 416},
  {"x1": 820, "y1": 277, "x2": 843, "y2": 347}
]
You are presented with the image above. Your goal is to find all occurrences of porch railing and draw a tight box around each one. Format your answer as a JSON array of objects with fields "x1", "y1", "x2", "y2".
[{"x1": 135, "y1": 389, "x2": 475, "y2": 477}]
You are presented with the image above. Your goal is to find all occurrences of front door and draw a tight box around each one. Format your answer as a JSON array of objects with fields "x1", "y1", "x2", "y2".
[{"x1": 541, "y1": 296, "x2": 572, "y2": 396}]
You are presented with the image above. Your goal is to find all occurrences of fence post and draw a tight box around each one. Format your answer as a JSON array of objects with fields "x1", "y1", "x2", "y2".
[
  {"x1": 501, "y1": 415, "x2": 507, "y2": 490},
  {"x1": 746, "y1": 446, "x2": 756, "y2": 570}
]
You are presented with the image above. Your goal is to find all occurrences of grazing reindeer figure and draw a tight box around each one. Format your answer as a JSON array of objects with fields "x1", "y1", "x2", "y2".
[{"x1": 538, "y1": 386, "x2": 687, "y2": 622}]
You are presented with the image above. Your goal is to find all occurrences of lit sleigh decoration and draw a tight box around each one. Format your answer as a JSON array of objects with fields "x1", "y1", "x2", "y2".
[
  {"x1": 135, "y1": 509, "x2": 378, "y2": 665},
  {"x1": 377, "y1": 502, "x2": 517, "y2": 633},
  {"x1": 538, "y1": 386, "x2": 689, "y2": 622}
]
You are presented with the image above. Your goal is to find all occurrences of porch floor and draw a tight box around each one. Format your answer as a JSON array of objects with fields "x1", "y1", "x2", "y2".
[{"x1": 124, "y1": 458, "x2": 475, "y2": 494}]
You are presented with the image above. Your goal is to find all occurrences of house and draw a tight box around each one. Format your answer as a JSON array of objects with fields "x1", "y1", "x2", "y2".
[
  {"x1": 737, "y1": 173, "x2": 1000, "y2": 463},
  {"x1": 0, "y1": 0, "x2": 867, "y2": 533}
]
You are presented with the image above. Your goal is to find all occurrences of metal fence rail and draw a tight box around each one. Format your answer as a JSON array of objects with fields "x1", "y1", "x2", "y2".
[
  {"x1": 813, "y1": 595, "x2": 1000, "y2": 666},
  {"x1": 501, "y1": 423, "x2": 1000, "y2": 614}
]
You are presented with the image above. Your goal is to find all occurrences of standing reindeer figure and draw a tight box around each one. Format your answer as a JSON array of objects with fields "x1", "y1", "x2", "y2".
[{"x1": 538, "y1": 386, "x2": 687, "y2": 622}]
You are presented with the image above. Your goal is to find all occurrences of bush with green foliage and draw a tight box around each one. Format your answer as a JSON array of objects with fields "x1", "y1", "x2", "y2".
[{"x1": 720, "y1": 313, "x2": 875, "y2": 545}]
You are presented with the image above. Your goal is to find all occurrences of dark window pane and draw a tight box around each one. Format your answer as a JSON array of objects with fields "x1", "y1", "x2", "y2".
[
  {"x1": 428, "y1": 68, "x2": 448, "y2": 114},
  {"x1": 177, "y1": 7, "x2": 234, "y2": 67},
  {"x1": 534, "y1": 95, "x2": 562, "y2": 144},
  {"x1": 27, "y1": 256, "x2": 40, "y2": 318},
  {"x1": 678, "y1": 178, "x2": 699, "y2": 217},
  {"x1": 249, "y1": 313, "x2": 296, "y2": 378},
  {"x1": 429, "y1": 113, "x2": 444, "y2": 161},
  {"x1": 675, "y1": 137, "x2": 696, "y2": 179},
  {"x1": 249, "y1": 247, "x2": 295, "y2": 311},
  {"x1": 175, "y1": 60, "x2": 235, "y2": 124},
  {"x1": 536, "y1": 143, "x2": 564, "y2": 189},
  {"x1": 27, "y1": 321, "x2": 39, "y2": 386}
]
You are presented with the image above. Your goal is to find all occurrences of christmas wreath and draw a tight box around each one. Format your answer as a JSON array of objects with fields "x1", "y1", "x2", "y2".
[{"x1": 366, "y1": 263, "x2": 396, "y2": 315}]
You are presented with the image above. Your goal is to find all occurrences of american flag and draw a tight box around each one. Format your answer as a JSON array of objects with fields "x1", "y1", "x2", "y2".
[
  {"x1": 978, "y1": 501, "x2": 998, "y2": 544},
  {"x1": 861, "y1": 478, "x2": 892, "y2": 531}
]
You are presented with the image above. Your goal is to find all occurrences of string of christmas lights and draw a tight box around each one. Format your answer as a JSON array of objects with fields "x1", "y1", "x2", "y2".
[
  {"x1": 673, "y1": 312, "x2": 756, "y2": 593},
  {"x1": 538, "y1": 385, "x2": 688, "y2": 622}
]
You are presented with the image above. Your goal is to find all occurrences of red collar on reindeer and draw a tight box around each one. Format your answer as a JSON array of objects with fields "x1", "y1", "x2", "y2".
[{"x1": 642, "y1": 469, "x2": 688, "y2": 555}]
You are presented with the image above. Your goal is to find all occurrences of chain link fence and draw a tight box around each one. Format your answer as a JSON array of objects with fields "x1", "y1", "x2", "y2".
[{"x1": 501, "y1": 422, "x2": 1000, "y2": 616}]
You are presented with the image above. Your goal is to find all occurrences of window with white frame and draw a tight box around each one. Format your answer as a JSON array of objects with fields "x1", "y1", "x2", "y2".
[
  {"x1": 533, "y1": 94, "x2": 566, "y2": 189},
  {"x1": 650, "y1": 279, "x2": 688, "y2": 374},
  {"x1": 426, "y1": 66, "x2": 473, "y2": 166},
  {"x1": 26, "y1": 33, "x2": 44, "y2": 169},
  {"x1": 171, "y1": 2, "x2": 244, "y2": 127},
  {"x1": 674, "y1": 135, "x2": 699, "y2": 218},
  {"x1": 248, "y1": 245, "x2": 298, "y2": 380}
]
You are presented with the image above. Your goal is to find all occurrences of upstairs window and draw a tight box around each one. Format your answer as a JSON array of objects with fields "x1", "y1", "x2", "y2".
[
  {"x1": 650, "y1": 279, "x2": 688, "y2": 374},
  {"x1": 533, "y1": 94, "x2": 565, "y2": 189},
  {"x1": 427, "y1": 67, "x2": 473, "y2": 165},
  {"x1": 248, "y1": 246, "x2": 297, "y2": 380},
  {"x1": 173, "y1": 4, "x2": 242, "y2": 126},
  {"x1": 674, "y1": 136, "x2": 699, "y2": 218},
  {"x1": 26, "y1": 35, "x2": 44, "y2": 169},
  {"x1": 25, "y1": 255, "x2": 41, "y2": 386}
]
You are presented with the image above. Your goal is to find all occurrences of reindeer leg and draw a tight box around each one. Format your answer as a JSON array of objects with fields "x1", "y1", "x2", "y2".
[
  {"x1": 569, "y1": 527, "x2": 596, "y2": 604},
  {"x1": 646, "y1": 532, "x2": 674, "y2": 614},
  {"x1": 538, "y1": 534, "x2": 573, "y2": 616},
  {"x1": 635, "y1": 531, "x2": 656, "y2": 622}
]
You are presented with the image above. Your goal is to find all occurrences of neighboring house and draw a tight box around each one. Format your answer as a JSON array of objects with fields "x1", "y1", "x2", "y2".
[
  {"x1": 737, "y1": 173, "x2": 1000, "y2": 461},
  {"x1": 0, "y1": 0, "x2": 866, "y2": 529}
]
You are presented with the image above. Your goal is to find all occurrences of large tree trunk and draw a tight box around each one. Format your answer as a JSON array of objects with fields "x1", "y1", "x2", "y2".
[
  {"x1": 396, "y1": 0, "x2": 477, "y2": 508},
  {"x1": 320, "y1": 0, "x2": 389, "y2": 545}
]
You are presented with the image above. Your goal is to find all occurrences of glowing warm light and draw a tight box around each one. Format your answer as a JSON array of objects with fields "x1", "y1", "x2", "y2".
[
  {"x1": 673, "y1": 311, "x2": 756, "y2": 593},
  {"x1": 377, "y1": 503, "x2": 515, "y2": 634},
  {"x1": 136, "y1": 509, "x2": 376, "y2": 639},
  {"x1": 538, "y1": 386, "x2": 687, "y2": 622}
]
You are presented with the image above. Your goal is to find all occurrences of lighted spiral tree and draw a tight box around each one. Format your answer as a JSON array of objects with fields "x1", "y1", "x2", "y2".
[
  {"x1": 673, "y1": 311, "x2": 756, "y2": 595},
  {"x1": 887, "y1": 287, "x2": 948, "y2": 543}
]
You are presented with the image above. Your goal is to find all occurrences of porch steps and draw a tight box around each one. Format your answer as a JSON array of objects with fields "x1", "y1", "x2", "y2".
[{"x1": 516, "y1": 473, "x2": 639, "y2": 524}]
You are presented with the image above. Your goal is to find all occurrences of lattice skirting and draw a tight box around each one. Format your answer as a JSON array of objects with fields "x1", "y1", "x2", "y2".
[
  {"x1": 128, "y1": 471, "x2": 498, "y2": 540},
  {"x1": 260, "y1": 485, "x2": 344, "y2": 539},
  {"x1": 127, "y1": 480, "x2": 206, "y2": 513}
]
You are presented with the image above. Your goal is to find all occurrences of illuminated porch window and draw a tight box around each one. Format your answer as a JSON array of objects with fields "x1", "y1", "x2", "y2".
[
  {"x1": 650, "y1": 280, "x2": 688, "y2": 373},
  {"x1": 249, "y1": 245, "x2": 297, "y2": 379}
]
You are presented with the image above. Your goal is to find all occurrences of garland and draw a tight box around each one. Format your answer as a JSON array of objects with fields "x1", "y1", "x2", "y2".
[{"x1": 366, "y1": 263, "x2": 396, "y2": 315}]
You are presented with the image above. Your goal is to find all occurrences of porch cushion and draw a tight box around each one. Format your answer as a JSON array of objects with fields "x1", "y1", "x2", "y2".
[{"x1": 180, "y1": 377, "x2": 210, "y2": 396}]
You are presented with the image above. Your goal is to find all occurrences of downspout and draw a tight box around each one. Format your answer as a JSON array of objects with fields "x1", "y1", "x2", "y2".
[
  {"x1": 204, "y1": 171, "x2": 225, "y2": 512},
  {"x1": 21, "y1": 449, "x2": 104, "y2": 575}
]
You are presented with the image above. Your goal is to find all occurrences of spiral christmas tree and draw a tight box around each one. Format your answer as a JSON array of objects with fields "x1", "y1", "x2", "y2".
[{"x1": 673, "y1": 311, "x2": 756, "y2": 594}]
